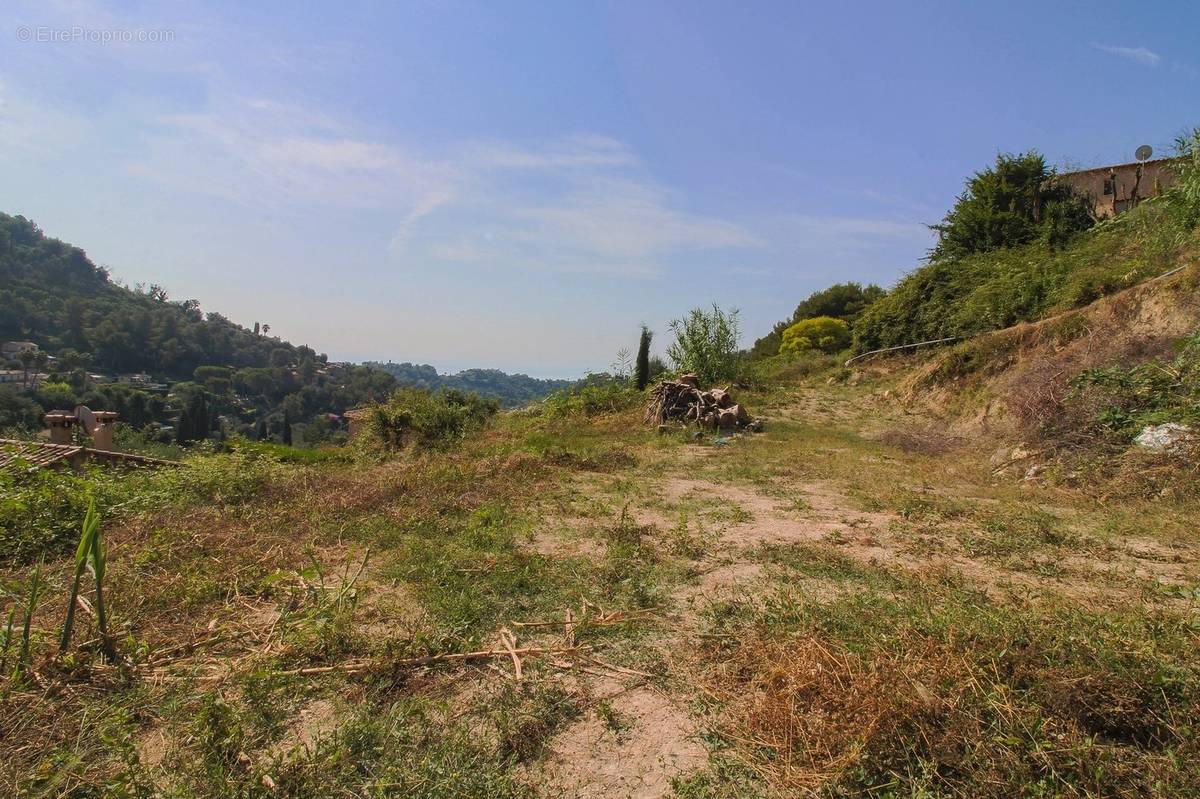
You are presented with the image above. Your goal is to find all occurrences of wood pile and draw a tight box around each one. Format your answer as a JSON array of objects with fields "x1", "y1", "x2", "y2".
[{"x1": 644, "y1": 374, "x2": 762, "y2": 432}]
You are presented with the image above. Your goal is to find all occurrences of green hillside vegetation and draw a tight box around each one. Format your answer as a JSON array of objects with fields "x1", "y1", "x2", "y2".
[
  {"x1": 748, "y1": 145, "x2": 1199, "y2": 363},
  {"x1": 0, "y1": 214, "x2": 557, "y2": 445},
  {"x1": 853, "y1": 145, "x2": 1200, "y2": 352},
  {"x1": 749, "y1": 281, "x2": 883, "y2": 359},
  {"x1": 363, "y1": 362, "x2": 574, "y2": 408},
  {"x1": 1, "y1": 213, "x2": 329, "y2": 379}
]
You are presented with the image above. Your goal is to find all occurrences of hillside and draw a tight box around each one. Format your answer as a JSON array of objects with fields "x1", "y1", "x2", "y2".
[
  {"x1": 1, "y1": 213, "x2": 317, "y2": 378},
  {"x1": 0, "y1": 214, "x2": 567, "y2": 440},
  {"x1": 364, "y1": 362, "x2": 574, "y2": 408},
  {"x1": 747, "y1": 148, "x2": 1199, "y2": 366}
]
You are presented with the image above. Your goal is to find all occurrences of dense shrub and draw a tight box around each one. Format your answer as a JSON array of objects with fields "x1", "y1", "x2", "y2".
[
  {"x1": 779, "y1": 316, "x2": 850, "y2": 355},
  {"x1": 542, "y1": 380, "x2": 643, "y2": 418},
  {"x1": 930, "y1": 151, "x2": 1093, "y2": 261},
  {"x1": 750, "y1": 282, "x2": 884, "y2": 359},
  {"x1": 362, "y1": 388, "x2": 498, "y2": 450},
  {"x1": 853, "y1": 205, "x2": 1196, "y2": 353}
]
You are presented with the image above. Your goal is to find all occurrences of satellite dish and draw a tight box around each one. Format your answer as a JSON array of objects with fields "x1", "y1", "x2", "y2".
[
  {"x1": 1135, "y1": 144, "x2": 1153, "y2": 162},
  {"x1": 74, "y1": 405, "x2": 99, "y2": 435}
]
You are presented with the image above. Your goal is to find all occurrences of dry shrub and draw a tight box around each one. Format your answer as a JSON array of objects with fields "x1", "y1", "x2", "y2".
[
  {"x1": 543, "y1": 446, "x2": 637, "y2": 473},
  {"x1": 1007, "y1": 333, "x2": 1179, "y2": 445},
  {"x1": 708, "y1": 635, "x2": 976, "y2": 792},
  {"x1": 1085, "y1": 442, "x2": 1200, "y2": 502},
  {"x1": 878, "y1": 426, "x2": 964, "y2": 454},
  {"x1": 704, "y1": 630, "x2": 1197, "y2": 797}
]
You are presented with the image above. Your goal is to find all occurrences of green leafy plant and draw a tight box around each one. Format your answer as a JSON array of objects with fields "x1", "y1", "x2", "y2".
[
  {"x1": 17, "y1": 560, "x2": 47, "y2": 675},
  {"x1": 364, "y1": 388, "x2": 499, "y2": 450},
  {"x1": 666, "y1": 304, "x2": 742, "y2": 385},
  {"x1": 59, "y1": 498, "x2": 114, "y2": 661}
]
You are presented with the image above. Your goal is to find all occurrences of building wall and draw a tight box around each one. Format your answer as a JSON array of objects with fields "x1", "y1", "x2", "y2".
[{"x1": 1056, "y1": 158, "x2": 1180, "y2": 219}]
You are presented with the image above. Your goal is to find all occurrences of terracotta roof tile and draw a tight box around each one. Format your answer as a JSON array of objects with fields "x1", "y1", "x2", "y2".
[{"x1": 0, "y1": 439, "x2": 83, "y2": 474}]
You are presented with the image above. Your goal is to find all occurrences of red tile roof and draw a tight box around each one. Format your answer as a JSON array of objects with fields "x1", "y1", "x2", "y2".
[
  {"x1": 0, "y1": 439, "x2": 83, "y2": 474},
  {"x1": 0, "y1": 438, "x2": 181, "y2": 475}
]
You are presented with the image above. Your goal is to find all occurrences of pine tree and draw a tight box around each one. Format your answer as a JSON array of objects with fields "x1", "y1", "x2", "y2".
[
  {"x1": 635, "y1": 325, "x2": 653, "y2": 391},
  {"x1": 282, "y1": 409, "x2": 293, "y2": 446}
]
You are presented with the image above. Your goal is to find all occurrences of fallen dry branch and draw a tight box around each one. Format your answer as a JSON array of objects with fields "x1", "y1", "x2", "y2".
[
  {"x1": 498, "y1": 628, "x2": 523, "y2": 681},
  {"x1": 149, "y1": 642, "x2": 594, "y2": 683}
]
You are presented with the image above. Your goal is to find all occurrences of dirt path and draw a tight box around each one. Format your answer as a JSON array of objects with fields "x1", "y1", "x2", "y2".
[{"x1": 524, "y1": 402, "x2": 1200, "y2": 797}]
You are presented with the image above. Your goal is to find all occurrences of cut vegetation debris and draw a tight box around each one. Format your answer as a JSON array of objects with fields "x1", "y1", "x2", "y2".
[{"x1": 644, "y1": 374, "x2": 762, "y2": 432}]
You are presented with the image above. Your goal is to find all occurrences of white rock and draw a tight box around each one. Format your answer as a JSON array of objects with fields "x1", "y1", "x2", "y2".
[{"x1": 1134, "y1": 423, "x2": 1193, "y2": 453}]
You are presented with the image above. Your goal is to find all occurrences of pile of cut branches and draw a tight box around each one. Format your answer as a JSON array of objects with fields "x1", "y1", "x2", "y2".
[{"x1": 644, "y1": 374, "x2": 761, "y2": 431}]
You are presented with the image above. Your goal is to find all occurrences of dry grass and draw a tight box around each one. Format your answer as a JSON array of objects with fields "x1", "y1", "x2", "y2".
[
  {"x1": 3, "y1": 342, "x2": 1199, "y2": 798},
  {"x1": 877, "y1": 426, "x2": 964, "y2": 455},
  {"x1": 701, "y1": 616, "x2": 1200, "y2": 798}
]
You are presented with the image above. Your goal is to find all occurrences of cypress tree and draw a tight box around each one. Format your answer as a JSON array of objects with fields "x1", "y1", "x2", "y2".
[
  {"x1": 175, "y1": 407, "x2": 191, "y2": 445},
  {"x1": 282, "y1": 409, "x2": 293, "y2": 446},
  {"x1": 635, "y1": 325, "x2": 653, "y2": 390},
  {"x1": 255, "y1": 418, "x2": 268, "y2": 441},
  {"x1": 190, "y1": 394, "x2": 209, "y2": 442}
]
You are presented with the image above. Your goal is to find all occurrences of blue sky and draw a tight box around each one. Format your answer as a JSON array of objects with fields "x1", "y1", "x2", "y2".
[{"x1": 2, "y1": 1, "x2": 1197, "y2": 377}]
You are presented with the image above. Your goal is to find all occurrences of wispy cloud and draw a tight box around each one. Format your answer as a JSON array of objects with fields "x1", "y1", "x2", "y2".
[
  {"x1": 0, "y1": 78, "x2": 91, "y2": 156},
  {"x1": 760, "y1": 213, "x2": 933, "y2": 270},
  {"x1": 1091, "y1": 43, "x2": 1161, "y2": 67},
  {"x1": 388, "y1": 190, "x2": 457, "y2": 255},
  {"x1": 1171, "y1": 61, "x2": 1199, "y2": 80},
  {"x1": 123, "y1": 93, "x2": 457, "y2": 212},
  {"x1": 462, "y1": 135, "x2": 636, "y2": 170},
  {"x1": 401, "y1": 165, "x2": 763, "y2": 277}
]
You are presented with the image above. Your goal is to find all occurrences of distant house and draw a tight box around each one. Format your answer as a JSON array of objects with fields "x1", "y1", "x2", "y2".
[
  {"x1": 1056, "y1": 157, "x2": 1181, "y2": 219},
  {"x1": 117, "y1": 372, "x2": 154, "y2": 385},
  {"x1": 1, "y1": 341, "x2": 38, "y2": 359},
  {"x1": 0, "y1": 369, "x2": 48, "y2": 386}
]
